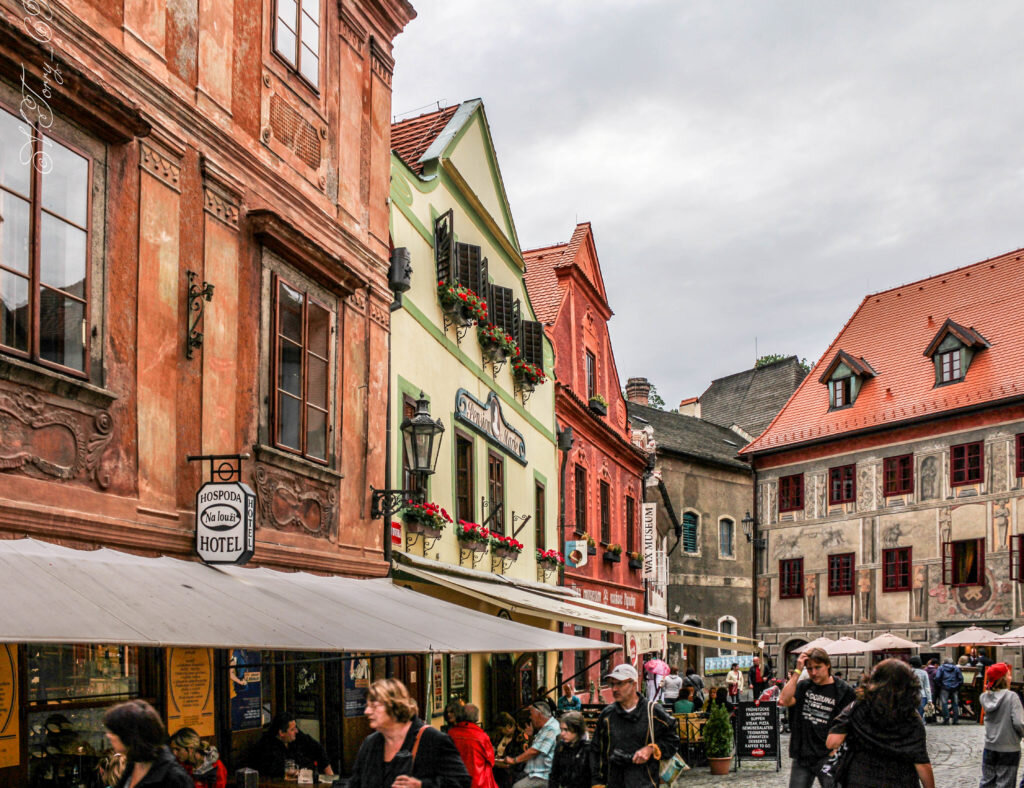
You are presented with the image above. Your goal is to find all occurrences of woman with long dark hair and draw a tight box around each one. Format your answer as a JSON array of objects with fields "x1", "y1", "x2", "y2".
[
  {"x1": 103, "y1": 700, "x2": 192, "y2": 788},
  {"x1": 548, "y1": 712, "x2": 589, "y2": 788},
  {"x1": 825, "y1": 659, "x2": 935, "y2": 788}
]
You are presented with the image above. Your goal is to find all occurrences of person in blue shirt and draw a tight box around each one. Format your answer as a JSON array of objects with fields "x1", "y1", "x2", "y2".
[{"x1": 557, "y1": 684, "x2": 582, "y2": 714}]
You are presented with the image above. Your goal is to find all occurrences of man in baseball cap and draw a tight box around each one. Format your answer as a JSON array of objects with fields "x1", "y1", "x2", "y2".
[{"x1": 590, "y1": 663, "x2": 679, "y2": 788}]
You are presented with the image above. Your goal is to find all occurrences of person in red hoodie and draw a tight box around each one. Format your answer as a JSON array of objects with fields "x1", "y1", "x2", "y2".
[{"x1": 448, "y1": 704, "x2": 498, "y2": 788}]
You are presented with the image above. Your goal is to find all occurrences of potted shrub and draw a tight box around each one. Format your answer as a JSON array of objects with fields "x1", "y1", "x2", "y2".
[
  {"x1": 603, "y1": 543, "x2": 622, "y2": 563},
  {"x1": 477, "y1": 322, "x2": 519, "y2": 362},
  {"x1": 437, "y1": 281, "x2": 487, "y2": 326},
  {"x1": 627, "y1": 551, "x2": 643, "y2": 570},
  {"x1": 489, "y1": 533, "x2": 524, "y2": 560},
  {"x1": 588, "y1": 394, "x2": 608, "y2": 416},
  {"x1": 402, "y1": 501, "x2": 452, "y2": 537},
  {"x1": 703, "y1": 701, "x2": 733, "y2": 775},
  {"x1": 586, "y1": 534, "x2": 597, "y2": 555},
  {"x1": 456, "y1": 520, "x2": 491, "y2": 552}
]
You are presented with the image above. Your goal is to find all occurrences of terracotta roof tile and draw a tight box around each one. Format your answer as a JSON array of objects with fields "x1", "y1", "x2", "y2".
[
  {"x1": 742, "y1": 249, "x2": 1024, "y2": 455},
  {"x1": 391, "y1": 105, "x2": 459, "y2": 175},
  {"x1": 522, "y1": 242, "x2": 569, "y2": 324}
]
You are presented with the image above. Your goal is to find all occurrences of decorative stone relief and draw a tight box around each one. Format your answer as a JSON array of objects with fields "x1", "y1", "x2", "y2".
[
  {"x1": 856, "y1": 464, "x2": 873, "y2": 511},
  {"x1": 928, "y1": 560, "x2": 1012, "y2": 620},
  {"x1": 814, "y1": 472, "x2": 826, "y2": 519},
  {"x1": 0, "y1": 388, "x2": 113, "y2": 488},
  {"x1": 805, "y1": 572, "x2": 818, "y2": 625},
  {"x1": 139, "y1": 142, "x2": 182, "y2": 191},
  {"x1": 991, "y1": 440, "x2": 1009, "y2": 493},
  {"x1": 369, "y1": 302, "x2": 389, "y2": 329},
  {"x1": 994, "y1": 499, "x2": 1011, "y2": 550},
  {"x1": 910, "y1": 563, "x2": 928, "y2": 621},
  {"x1": 252, "y1": 464, "x2": 338, "y2": 540},
  {"x1": 203, "y1": 186, "x2": 240, "y2": 229},
  {"x1": 919, "y1": 455, "x2": 941, "y2": 501},
  {"x1": 346, "y1": 290, "x2": 367, "y2": 313}
]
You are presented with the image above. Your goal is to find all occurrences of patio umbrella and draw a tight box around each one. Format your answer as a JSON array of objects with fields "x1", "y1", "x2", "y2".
[
  {"x1": 825, "y1": 636, "x2": 872, "y2": 656},
  {"x1": 865, "y1": 632, "x2": 920, "y2": 651},
  {"x1": 995, "y1": 624, "x2": 1024, "y2": 644},
  {"x1": 932, "y1": 625, "x2": 1003, "y2": 648},
  {"x1": 644, "y1": 658, "x2": 671, "y2": 676},
  {"x1": 789, "y1": 637, "x2": 835, "y2": 653}
]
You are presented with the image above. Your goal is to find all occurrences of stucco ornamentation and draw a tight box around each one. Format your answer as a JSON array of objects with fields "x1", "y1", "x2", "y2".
[
  {"x1": 994, "y1": 499, "x2": 1011, "y2": 549},
  {"x1": 0, "y1": 388, "x2": 113, "y2": 488},
  {"x1": 139, "y1": 142, "x2": 182, "y2": 191},
  {"x1": 369, "y1": 301, "x2": 389, "y2": 329},
  {"x1": 346, "y1": 290, "x2": 367, "y2": 313},
  {"x1": 203, "y1": 186, "x2": 240, "y2": 229},
  {"x1": 252, "y1": 463, "x2": 338, "y2": 540},
  {"x1": 992, "y1": 441, "x2": 1009, "y2": 493}
]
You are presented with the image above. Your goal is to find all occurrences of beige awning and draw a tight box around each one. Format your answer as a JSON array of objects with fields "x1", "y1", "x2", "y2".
[{"x1": 0, "y1": 538, "x2": 616, "y2": 654}]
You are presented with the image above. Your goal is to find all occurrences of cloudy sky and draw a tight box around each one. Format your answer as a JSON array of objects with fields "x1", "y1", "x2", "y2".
[{"x1": 391, "y1": 2, "x2": 1024, "y2": 408}]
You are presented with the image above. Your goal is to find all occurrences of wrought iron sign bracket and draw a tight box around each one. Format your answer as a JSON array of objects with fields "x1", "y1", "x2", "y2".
[
  {"x1": 514, "y1": 381, "x2": 533, "y2": 404},
  {"x1": 186, "y1": 453, "x2": 249, "y2": 483},
  {"x1": 370, "y1": 487, "x2": 423, "y2": 521},
  {"x1": 459, "y1": 546, "x2": 487, "y2": 568},
  {"x1": 491, "y1": 551, "x2": 514, "y2": 574},
  {"x1": 186, "y1": 270, "x2": 215, "y2": 359},
  {"x1": 442, "y1": 312, "x2": 471, "y2": 344},
  {"x1": 512, "y1": 511, "x2": 532, "y2": 539},
  {"x1": 406, "y1": 529, "x2": 441, "y2": 553}
]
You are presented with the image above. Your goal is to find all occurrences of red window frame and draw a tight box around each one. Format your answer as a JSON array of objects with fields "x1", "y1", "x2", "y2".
[
  {"x1": 942, "y1": 538, "x2": 985, "y2": 588},
  {"x1": 828, "y1": 553, "x2": 855, "y2": 596},
  {"x1": 1011, "y1": 535, "x2": 1024, "y2": 583},
  {"x1": 884, "y1": 454, "x2": 914, "y2": 496},
  {"x1": 625, "y1": 496, "x2": 636, "y2": 554},
  {"x1": 599, "y1": 480, "x2": 611, "y2": 544},
  {"x1": 574, "y1": 464, "x2": 587, "y2": 535},
  {"x1": 778, "y1": 474, "x2": 804, "y2": 513},
  {"x1": 779, "y1": 558, "x2": 804, "y2": 599},
  {"x1": 1016, "y1": 434, "x2": 1024, "y2": 478},
  {"x1": 882, "y1": 547, "x2": 912, "y2": 592},
  {"x1": 950, "y1": 441, "x2": 983, "y2": 486},
  {"x1": 939, "y1": 350, "x2": 962, "y2": 383},
  {"x1": 585, "y1": 350, "x2": 596, "y2": 400},
  {"x1": 828, "y1": 465, "x2": 856, "y2": 505}
]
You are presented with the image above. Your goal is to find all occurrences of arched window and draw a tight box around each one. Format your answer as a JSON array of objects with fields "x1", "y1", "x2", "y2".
[
  {"x1": 719, "y1": 518, "x2": 734, "y2": 558},
  {"x1": 717, "y1": 615, "x2": 737, "y2": 657}
]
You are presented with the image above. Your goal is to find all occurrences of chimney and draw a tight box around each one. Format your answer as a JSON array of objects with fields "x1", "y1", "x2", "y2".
[{"x1": 626, "y1": 377, "x2": 651, "y2": 406}]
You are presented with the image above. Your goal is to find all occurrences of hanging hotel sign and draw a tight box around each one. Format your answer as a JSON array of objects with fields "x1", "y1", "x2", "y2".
[
  {"x1": 195, "y1": 481, "x2": 255, "y2": 564},
  {"x1": 454, "y1": 389, "x2": 527, "y2": 464}
]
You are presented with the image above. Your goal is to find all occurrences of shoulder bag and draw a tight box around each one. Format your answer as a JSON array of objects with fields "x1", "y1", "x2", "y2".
[{"x1": 646, "y1": 700, "x2": 689, "y2": 788}]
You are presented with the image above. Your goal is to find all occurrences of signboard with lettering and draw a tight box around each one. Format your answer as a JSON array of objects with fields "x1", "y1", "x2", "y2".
[
  {"x1": 0, "y1": 644, "x2": 18, "y2": 769},
  {"x1": 734, "y1": 701, "x2": 781, "y2": 771},
  {"x1": 704, "y1": 654, "x2": 754, "y2": 675},
  {"x1": 166, "y1": 648, "x2": 215, "y2": 736},
  {"x1": 642, "y1": 503, "x2": 656, "y2": 580},
  {"x1": 565, "y1": 539, "x2": 588, "y2": 568},
  {"x1": 454, "y1": 389, "x2": 527, "y2": 464},
  {"x1": 195, "y1": 481, "x2": 255, "y2": 564}
]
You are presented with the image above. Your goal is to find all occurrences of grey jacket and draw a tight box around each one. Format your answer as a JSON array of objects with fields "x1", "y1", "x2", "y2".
[{"x1": 981, "y1": 689, "x2": 1024, "y2": 752}]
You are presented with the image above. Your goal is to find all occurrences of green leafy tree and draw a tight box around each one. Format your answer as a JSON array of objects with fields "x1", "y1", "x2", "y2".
[
  {"x1": 755, "y1": 354, "x2": 811, "y2": 374},
  {"x1": 648, "y1": 384, "x2": 666, "y2": 410}
]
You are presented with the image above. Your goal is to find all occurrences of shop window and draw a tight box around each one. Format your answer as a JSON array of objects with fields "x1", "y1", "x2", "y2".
[
  {"x1": 719, "y1": 518, "x2": 734, "y2": 558},
  {"x1": 272, "y1": 273, "x2": 332, "y2": 463},
  {"x1": 829, "y1": 465, "x2": 856, "y2": 505},
  {"x1": 682, "y1": 512, "x2": 698, "y2": 554},
  {"x1": 599, "y1": 481, "x2": 611, "y2": 544},
  {"x1": 884, "y1": 454, "x2": 914, "y2": 496},
  {"x1": 1015, "y1": 434, "x2": 1024, "y2": 478},
  {"x1": 883, "y1": 547, "x2": 911, "y2": 592},
  {"x1": 828, "y1": 553, "x2": 854, "y2": 595},
  {"x1": 573, "y1": 626, "x2": 588, "y2": 689},
  {"x1": 585, "y1": 350, "x2": 596, "y2": 400},
  {"x1": 0, "y1": 106, "x2": 98, "y2": 377},
  {"x1": 534, "y1": 481, "x2": 546, "y2": 551},
  {"x1": 779, "y1": 558, "x2": 803, "y2": 599},
  {"x1": 778, "y1": 473, "x2": 804, "y2": 513},
  {"x1": 455, "y1": 433, "x2": 474, "y2": 523},
  {"x1": 943, "y1": 538, "x2": 985, "y2": 588},
  {"x1": 950, "y1": 441, "x2": 983, "y2": 486},
  {"x1": 274, "y1": 0, "x2": 321, "y2": 88},
  {"x1": 625, "y1": 496, "x2": 636, "y2": 553},
  {"x1": 574, "y1": 464, "x2": 587, "y2": 534},
  {"x1": 487, "y1": 452, "x2": 505, "y2": 534}
]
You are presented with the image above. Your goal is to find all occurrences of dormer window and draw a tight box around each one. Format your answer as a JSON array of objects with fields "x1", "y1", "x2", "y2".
[
  {"x1": 819, "y1": 350, "x2": 876, "y2": 411},
  {"x1": 924, "y1": 318, "x2": 989, "y2": 387}
]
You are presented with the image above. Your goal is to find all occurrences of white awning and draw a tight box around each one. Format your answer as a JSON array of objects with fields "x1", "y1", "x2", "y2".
[{"x1": 0, "y1": 538, "x2": 616, "y2": 654}]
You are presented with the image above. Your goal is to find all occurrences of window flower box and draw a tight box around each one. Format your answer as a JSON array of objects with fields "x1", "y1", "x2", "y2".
[
  {"x1": 437, "y1": 281, "x2": 487, "y2": 326},
  {"x1": 628, "y1": 551, "x2": 643, "y2": 570},
  {"x1": 490, "y1": 533, "x2": 524, "y2": 559},
  {"x1": 604, "y1": 543, "x2": 622, "y2": 563},
  {"x1": 537, "y1": 548, "x2": 565, "y2": 568},
  {"x1": 512, "y1": 358, "x2": 547, "y2": 391},
  {"x1": 456, "y1": 520, "x2": 491, "y2": 552},
  {"x1": 478, "y1": 323, "x2": 518, "y2": 362},
  {"x1": 588, "y1": 395, "x2": 608, "y2": 416},
  {"x1": 585, "y1": 535, "x2": 597, "y2": 555},
  {"x1": 402, "y1": 501, "x2": 452, "y2": 537}
]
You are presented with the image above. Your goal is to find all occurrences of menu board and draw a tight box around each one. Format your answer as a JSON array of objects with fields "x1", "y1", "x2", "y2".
[
  {"x1": 0, "y1": 645, "x2": 18, "y2": 769},
  {"x1": 166, "y1": 648, "x2": 215, "y2": 736},
  {"x1": 734, "y1": 701, "x2": 779, "y2": 760}
]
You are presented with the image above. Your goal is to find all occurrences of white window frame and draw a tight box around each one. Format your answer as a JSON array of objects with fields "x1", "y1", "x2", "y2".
[
  {"x1": 718, "y1": 516, "x2": 735, "y2": 559},
  {"x1": 717, "y1": 615, "x2": 737, "y2": 657}
]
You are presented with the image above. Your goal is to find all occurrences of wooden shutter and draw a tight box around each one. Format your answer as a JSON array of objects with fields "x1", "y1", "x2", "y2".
[
  {"x1": 488, "y1": 284, "x2": 515, "y2": 335},
  {"x1": 519, "y1": 320, "x2": 544, "y2": 366},
  {"x1": 455, "y1": 242, "x2": 484, "y2": 294},
  {"x1": 1012, "y1": 535, "x2": 1024, "y2": 582},
  {"x1": 941, "y1": 540, "x2": 952, "y2": 586},
  {"x1": 434, "y1": 210, "x2": 454, "y2": 284},
  {"x1": 976, "y1": 539, "x2": 986, "y2": 586}
]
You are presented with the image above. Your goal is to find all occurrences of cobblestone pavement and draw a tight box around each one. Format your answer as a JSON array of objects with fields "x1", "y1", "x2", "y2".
[{"x1": 675, "y1": 720, "x2": 986, "y2": 786}]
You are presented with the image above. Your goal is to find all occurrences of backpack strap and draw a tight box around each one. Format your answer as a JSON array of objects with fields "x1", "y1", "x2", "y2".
[{"x1": 411, "y1": 725, "x2": 427, "y2": 766}]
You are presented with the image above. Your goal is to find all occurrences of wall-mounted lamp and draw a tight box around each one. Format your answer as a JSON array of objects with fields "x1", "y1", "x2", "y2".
[
  {"x1": 741, "y1": 510, "x2": 766, "y2": 550},
  {"x1": 371, "y1": 392, "x2": 444, "y2": 520}
]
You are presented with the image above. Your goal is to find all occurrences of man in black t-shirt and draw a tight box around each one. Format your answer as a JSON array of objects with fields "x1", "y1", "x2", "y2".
[{"x1": 779, "y1": 647, "x2": 854, "y2": 788}]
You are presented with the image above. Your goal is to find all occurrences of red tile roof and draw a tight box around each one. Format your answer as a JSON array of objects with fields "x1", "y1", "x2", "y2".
[
  {"x1": 741, "y1": 249, "x2": 1024, "y2": 455},
  {"x1": 522, "y1": 241, "x2": 570, "y2": 324},
  {"x1": 391, "y1": 105, "x2": 459, "y2": 175}
]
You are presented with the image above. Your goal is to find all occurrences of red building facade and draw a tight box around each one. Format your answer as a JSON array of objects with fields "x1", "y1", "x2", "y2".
[{"x1": 523, "y1": 223, "x2": 647, "y2": 699}]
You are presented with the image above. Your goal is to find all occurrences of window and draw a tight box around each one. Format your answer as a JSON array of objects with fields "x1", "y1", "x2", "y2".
[
  {"x1": 599, "y1": 481, "x2": 611, "y2": 544},
  {"x1": 943, "y1": 538, "x2": 984, "y2": 587},
  {"x1": 882, "y1": 547, "x2": 911, "y2": 592},
  {"x1": 951, "y1": 441, "x2": 983, "y2": 486},
  {"x1": 585, "y1": 350, "x2": 596, "y2": 400},
  {"x1": 274, "y1": 0, "x2": 321, "y2": 87},
  {"x1": 830, "y1": 378, "x2": 851, "y2": 408},
  {"x1": 884, "y1": 454, "x2": 914, "y2": 496},
  {"x1": 519, "y1": 320, "x2": 544, "y2": 367},
  {"x1": 682, "y1": 512, "x2": 698, "y2": 554},
  {"x1": 779, "y1": 558, "x2": 803, "y2": 599},
  {"x1": 625, "y1": 496, "x2": 636, "y2": 553},
  {"x1": 487, "y1": 453, "x2": 504, "y2": 534},
  {"x1": 939, "y1": 350, "x2": 962, "y2": 383},
  {"x1": 534, "y1": 482, "x2": 546, "y2": 551},
  {"x1": 778, "y1": 474, "x2": 804, "y2": 513},
  {"x1": 717, "y1": 617, "x2": 736, "y2": 657},
  {"x1": 719, "y1": 518, "x2": 734, "y2": 558},
  {"x1": 273, "y1": 275, "x2": 331, "y2": 462},
  {"x1": 1016, "y1": 434, "x2": 1024, "y2": 478},
  {"x1": 0, "y1": 108, "x2": 92, "y2": 375},
  {"x1": 574, "y1": 464, "x2": 587, "y2": 534},
  {"x1": 455, "y1": 434, "x2": 474, "y2": 524},
  {"x1": 829, "y1": 465, "x2": 856, "y2": 505},
  {"x1": 573, "y1": 626, "x2": 587, "y2": 689},
  {"x1": 828, "y1": 553, "x2": 854, "y2": 595}
]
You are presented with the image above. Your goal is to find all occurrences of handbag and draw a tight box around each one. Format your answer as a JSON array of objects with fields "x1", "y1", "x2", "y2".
[
  {"x1": 818, "y1": 740, "x2": 851, "y2": 788},
  {"x1": 646, "y1": 699, "x2": 690, "y2": 788}
]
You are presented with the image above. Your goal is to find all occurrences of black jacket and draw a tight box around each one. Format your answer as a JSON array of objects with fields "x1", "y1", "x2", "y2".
[
  {"x1": 249, "y1": 729, "x2": 331, "y2": 777},
  {"x1": 590, "y1": 698, "x2": 679, "y2": 788},
  {"x1": 349, "y1": 718, "x2": 471, "y2": 788},
  {"x1": 116, "y1": 747, "x2": 193, "y2": 788},
  {"x1": 550, "y1": 739, "x2": 590, "y2": 788}
]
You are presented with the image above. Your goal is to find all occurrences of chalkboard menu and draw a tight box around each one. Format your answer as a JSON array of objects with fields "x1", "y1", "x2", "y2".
[{"x1": 734, "y1": 701, "x2": 779, "y2": 760}]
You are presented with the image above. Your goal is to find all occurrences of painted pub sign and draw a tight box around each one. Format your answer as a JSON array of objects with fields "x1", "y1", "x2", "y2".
[
  {"x1": 454, "y1": 389, "x2": 527, "y2": 464},
  {"x1": 195, "y1": 481, "x2": 256, "y2": 564}
]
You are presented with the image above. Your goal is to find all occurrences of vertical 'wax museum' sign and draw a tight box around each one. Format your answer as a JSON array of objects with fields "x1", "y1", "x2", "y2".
[
  {"x1": 195, "y1": 482, "x2": 255, "y2": 564},
  {"x1": 642, "y1": 503, "x2": 656, "y2": 580},
  {"x1": 166, "y1": 648, "x2": 215, "y2": 736},
  {"x1": 0, "y1": 644, "x2": 17, "y2": 769}
]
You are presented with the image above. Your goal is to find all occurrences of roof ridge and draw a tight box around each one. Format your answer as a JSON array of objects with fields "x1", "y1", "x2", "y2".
[{"x1": 864, "y1": 246, "x2": 1024, "y2": 299}]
